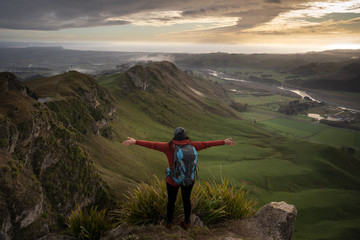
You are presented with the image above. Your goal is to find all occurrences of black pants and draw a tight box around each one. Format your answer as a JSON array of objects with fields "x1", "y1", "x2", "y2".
[{"x1": 166, "y1": 181, "x2": 194, "y2": 223}]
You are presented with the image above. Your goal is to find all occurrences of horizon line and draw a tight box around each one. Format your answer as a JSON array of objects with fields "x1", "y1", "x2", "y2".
[{"x1": 1, "y1": 40, "x2": 360, "y2": 55}]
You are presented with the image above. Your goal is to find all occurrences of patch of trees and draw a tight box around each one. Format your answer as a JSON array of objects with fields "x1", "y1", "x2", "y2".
[
  {"x1": 278, "y1": 100, "x2": 323, "y2": 115},
  {"x1": 320, "y1": 119, "x2": 360, "y2": 131},
  {"x1": 285, "y1": 75, "x2": 301, "y2": 79},
  {"x1": 230, "y1": 102, "x2": 248, "y2": 112},
  {"x1": 248, "y1": 76, "x2": 280, "y2": 85}
]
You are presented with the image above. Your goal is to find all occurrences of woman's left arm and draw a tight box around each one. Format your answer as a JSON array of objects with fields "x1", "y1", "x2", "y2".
[
  {"x1": 122, "y1": 137, "x2": 169, "y2": 152},
  {"x1": 224, "y1": 138, "x2": 236, "y2": 146}
]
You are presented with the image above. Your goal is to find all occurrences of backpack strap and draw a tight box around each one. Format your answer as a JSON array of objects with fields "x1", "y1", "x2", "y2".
[{"x1": 166, "y1": 143, "x2": 178, "y2": 179}]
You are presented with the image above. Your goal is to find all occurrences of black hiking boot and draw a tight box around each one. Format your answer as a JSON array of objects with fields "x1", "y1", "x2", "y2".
[{"x1": 180, "y1": 220, "x2": 191, "y2": 230}]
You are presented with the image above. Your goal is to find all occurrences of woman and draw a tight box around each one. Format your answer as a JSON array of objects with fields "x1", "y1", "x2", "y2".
[{"x1": 122, "y1": 127, "x2": 236, "y2": 230}]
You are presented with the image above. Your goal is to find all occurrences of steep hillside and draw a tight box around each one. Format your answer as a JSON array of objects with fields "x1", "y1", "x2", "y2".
[
  {"x1": 25, "y1": 71, "x2": 116, "y2": 136},
  {"x1": 0, "y1": 72, "x2": 115, "y2": 239},
  {"x1": 90, "y1": 61, "x2": 242, "y2": 191},
  {"x1": 114, "y1": 61, "x2": 236, "y2": 120}
]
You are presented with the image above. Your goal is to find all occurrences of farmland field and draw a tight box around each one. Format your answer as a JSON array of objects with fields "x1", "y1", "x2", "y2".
[{"x1": 259, "y1": 117, "x2": 326, "y2": 138}]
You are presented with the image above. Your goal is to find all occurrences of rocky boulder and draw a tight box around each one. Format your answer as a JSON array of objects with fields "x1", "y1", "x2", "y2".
[{"x1": 232, "y1": 201, "x2": 297, "y2": 240}]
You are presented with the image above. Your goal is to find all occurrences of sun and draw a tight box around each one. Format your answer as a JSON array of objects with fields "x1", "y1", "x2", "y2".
[{"x1": 327, "y1": 43, "x2": 360, "y2": 50}]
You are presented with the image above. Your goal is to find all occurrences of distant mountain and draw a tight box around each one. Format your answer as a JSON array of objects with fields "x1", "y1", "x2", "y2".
[
  {"x1": 288, "y1": 61, "x2": 360, "y2": 91},
  {"x1": 174, "y1": 50, "x2": 360, "y2": 70},
  {"x1": 2, "y1": 45, "x2": 359, "y2": 89},
  {"x1": 174, "y1": 50, "x2": 360, "y2": 92}
]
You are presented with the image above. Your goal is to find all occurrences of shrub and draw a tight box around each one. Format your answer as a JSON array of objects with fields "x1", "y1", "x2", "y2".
[
  {"x1": 191, "y1": 182, "x2": 228, "y2": 225},
  {"x1": 112, "y1": 175, "x2": 180, "y2": 225},
  {"x1": 113, "y1": 175, "x2": 258, "y2": 226},
  {"x1": 193, "y1": 178, "x2": 258, "y2": 223},
  {"x1": 67, "y1": 205, "x2": 113, "y2": 240}
]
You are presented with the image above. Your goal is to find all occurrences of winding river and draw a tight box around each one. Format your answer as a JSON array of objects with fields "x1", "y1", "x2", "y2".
[{"x1": 207, "y1": 69, "x2": 360, "y2": 121}]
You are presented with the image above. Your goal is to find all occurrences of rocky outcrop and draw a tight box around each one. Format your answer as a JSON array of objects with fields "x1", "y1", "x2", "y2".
[
  {"x1": 232, "y1": 201, "x2": 297, "y2": 240},
  {"x1": 125, "y1": 65, "x2": 151, "y2": 91},
  {"x1": 98, "y1": 202, "x2": 297, "y2": 240},
  {"x1": 24, "y1": 71, "x2": 116, "y2": 137},
  {"x1": 0, "y1": 72, "x2": 115, "y2": 240}
]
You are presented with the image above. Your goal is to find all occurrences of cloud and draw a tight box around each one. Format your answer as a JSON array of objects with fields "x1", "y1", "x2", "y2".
[
  {"x1": 0, "y1": 0, "x2": 359, "y2": 48},
  {"x1": 107, "y1": 10, "x2": 238, "y2": 28},
  {"x1": 264, "y1": 0, "x2": 282, "y2": 3},
  {"x1": 0, "y1": 0, "x2": 309, "y2": 30},
  {"x1": 0, "y1": 0, "x2": 134, "y2": 30},
  {"x1": 243, "y1": 1, "x2": 360, "y2": 34}
]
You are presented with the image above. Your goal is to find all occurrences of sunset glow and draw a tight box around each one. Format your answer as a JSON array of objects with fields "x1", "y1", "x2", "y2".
[{"x1": 0, "y1": 0, "x2": 359, "y2": 53}]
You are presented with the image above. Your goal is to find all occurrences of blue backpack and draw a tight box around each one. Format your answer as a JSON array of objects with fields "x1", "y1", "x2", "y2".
[{"x1": 167, "y1": 143, "x2": 198, "y2": 186}]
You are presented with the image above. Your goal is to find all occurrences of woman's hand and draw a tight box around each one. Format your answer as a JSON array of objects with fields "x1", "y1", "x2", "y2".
[
  {"x1": 224, "y1": 138, "x2": 236, "y2": 147},
  {"x1": 122, "y1": 137, "x2": 136, "y2": 146}
]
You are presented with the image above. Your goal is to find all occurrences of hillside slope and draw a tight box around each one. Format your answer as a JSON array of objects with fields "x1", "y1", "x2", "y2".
[
  {"x1": 2, "y1": 61, "x2": 359, "y2": 239},
  {"x1": 289, "y1": 61, "x2": 360, "y2": 91},
  {"x1": 0, "y1": 72, "x2": 115, "y2": 239},
  {"x1": 94, "y1": 62, "x2": 360, "y2": 240},
  {"x1": 89, "y1": 61, "x2": 242, "y2": 191}
]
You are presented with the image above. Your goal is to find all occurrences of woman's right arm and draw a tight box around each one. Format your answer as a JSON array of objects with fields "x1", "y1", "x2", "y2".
[
  {"x1": 122, "y1": 137, "x2": 136, "y2": 146},
  {"x1": 122, "y1": 137, "x2": 169, "y2": 152}
]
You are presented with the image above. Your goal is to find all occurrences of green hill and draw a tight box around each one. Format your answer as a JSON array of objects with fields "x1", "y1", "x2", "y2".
[
  {"x1": 93, "y1": 62, "x2": 359, "y2": 239},
  {"x1": 98, "y1": 62, "x2": 360, "y2": 240},
  {"x1": 2, "y1": 60, "x2": 360, "y2": 239}
]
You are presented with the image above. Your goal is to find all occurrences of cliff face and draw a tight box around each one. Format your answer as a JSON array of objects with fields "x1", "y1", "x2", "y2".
[
  {"x1": 0, "y1": 72, "x2": 116, "y2": 240},
  {"x1": 26, "y1": 70, "x2": 116, "y2": 137}
]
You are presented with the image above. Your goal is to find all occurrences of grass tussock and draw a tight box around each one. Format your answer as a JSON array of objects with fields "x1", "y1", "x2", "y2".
[
  {"x1": 112, "y1": 175, "x2": 258, "y2": 226},
  {"x1": 193, "y1": 178, "x2": 258, "y2": 224},
  {"x1": 67, "y1": 205, "x2": 114, "y2": 240}
]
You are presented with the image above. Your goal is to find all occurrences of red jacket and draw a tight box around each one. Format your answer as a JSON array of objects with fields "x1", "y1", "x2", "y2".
[{"x1": 135, "y1": 139, "x2": 225, "y2": 186}]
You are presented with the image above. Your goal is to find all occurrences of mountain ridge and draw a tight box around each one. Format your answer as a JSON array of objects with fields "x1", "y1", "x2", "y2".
[{"x1": 0, "y1": 72, "x2": 116, "y2": 239}]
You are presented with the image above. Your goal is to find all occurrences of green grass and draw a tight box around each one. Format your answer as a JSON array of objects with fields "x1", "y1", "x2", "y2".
[
  {"x1": 256, "y1": 116, "x2": 360, "y2": 157},
  {"x1": 309, "y1": 127, "x2": 360, "y2": 147},
  {"x1": 230, "y1": 92, "x2": 296, "y2": 106},
  {"x1": 213, "y1": 67, "x2": 304, "y2": 83},
  {"x1": 260, "y1": 189, "x2": 360, "y2": 240},
  {"x1": 259, "y1": 117, "x2": 326, "y2": 138}
]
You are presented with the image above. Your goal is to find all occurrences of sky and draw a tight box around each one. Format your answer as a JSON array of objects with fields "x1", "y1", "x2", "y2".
[{"x1": 0, "y1": 0, "x2": 359, "y2": 53}]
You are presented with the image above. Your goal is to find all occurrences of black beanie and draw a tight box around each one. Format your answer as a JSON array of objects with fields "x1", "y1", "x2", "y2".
[{"x1": 174, "y1": 127, "x2": 186, "y2": 140}]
